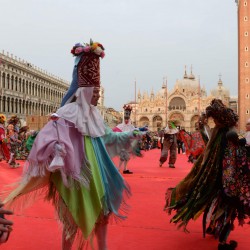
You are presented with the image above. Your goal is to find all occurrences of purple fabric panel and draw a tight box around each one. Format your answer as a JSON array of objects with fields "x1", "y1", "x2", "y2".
[{"x1": 27, "y1": 119, "x2": 85, "y2": 178}]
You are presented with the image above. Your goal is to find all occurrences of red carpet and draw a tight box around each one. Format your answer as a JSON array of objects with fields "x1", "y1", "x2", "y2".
[{"x1": 1, "y1": 149, "x2": 250, "y2": 250}]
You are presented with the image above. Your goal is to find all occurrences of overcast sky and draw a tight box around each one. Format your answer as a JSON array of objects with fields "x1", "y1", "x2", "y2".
[{"x1": 0, "y1": 0, "x2": 238, "y2": 110}]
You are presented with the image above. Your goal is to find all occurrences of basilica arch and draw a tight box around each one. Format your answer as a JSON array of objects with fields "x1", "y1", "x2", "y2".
[
  {"x1": 168, "y1": 111, "x2": 184, "y2": 126},
  {"x1": 169, "y1": 96, "x2": 186, "y2": 111},
  {"x1": 138, "y1": 116, "x2": 150, "y2": 127},
  {"x1": 152, "y1": 115, "x2": 163, "y2": 131},
  {"x1": 190, "y1": 115, "x2": 200, "y2": 131}
]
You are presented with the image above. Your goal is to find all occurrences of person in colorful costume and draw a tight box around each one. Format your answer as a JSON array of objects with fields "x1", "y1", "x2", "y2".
[
  {"x1": 0, "y1": 114, "x2": 10, "y2": 162},
  {"x1": 6, "y1": 124, "x2": 21, "y2": 168},
  {"x1": 16, "y1": 126, "x2": 30, "y2": 160},
  {"x1": 179, "y1": 114, "x2": 211, "y2": 163},
  {"x1": 113, "y1": 104, "x2": 136, "y2": 174},
  {"x1": 25, "y1": 130, "x2": 39, "y2": 152},
  {"x1": 245, "y1": 118, "x2": 250, "y2": 152},
  {"x1": 4, "y1": 40, "x2": 141, "y2": 250},
  {"x1": 7, "y1": 115, "x2": 20, "y2": 133},
  {"x1": 159, "y1": 120, "x2": 179, "y2": 168},
  {"x1": 246, "y1": 119, "x2": 250, "y2": 141},
  {"x1": 164, "y1": 99, "x2": 250, "y2": 250}
]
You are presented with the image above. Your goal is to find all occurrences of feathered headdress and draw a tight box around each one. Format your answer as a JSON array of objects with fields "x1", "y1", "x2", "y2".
[{"x1": 205, "y1": 99, "x2": 238, "y2": 127}]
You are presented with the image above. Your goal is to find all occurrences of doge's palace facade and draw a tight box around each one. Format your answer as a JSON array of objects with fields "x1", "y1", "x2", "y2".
[{"x1": 0, "y1": 51, "x2": 69, "y2": 124}]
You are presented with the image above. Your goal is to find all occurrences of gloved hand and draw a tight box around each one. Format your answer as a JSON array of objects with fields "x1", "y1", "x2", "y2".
[
  {"x1": 133, "y1": 130, "x2": 146, "y2": 138},
  {"x1": 139, "y1": 126, "x2": 148, "y2": 132}
]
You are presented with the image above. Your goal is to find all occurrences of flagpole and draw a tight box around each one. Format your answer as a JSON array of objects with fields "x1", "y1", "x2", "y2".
[
  {"x1": 134, "y1": 78, "x2": 137, "y2": 127},
  {"x1": 165, "y1": 76, "x2": 168, "y2": 126},
  {"x1": 198, "y1": 75, "x2": 201, "y2": 115}
]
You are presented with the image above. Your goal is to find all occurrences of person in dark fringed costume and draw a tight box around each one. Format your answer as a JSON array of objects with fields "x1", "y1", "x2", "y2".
[
  {"x1": 3, "y1": 40, "x2": 142, "y2": 250},
  {"x1": 164, "y1": 99, "x2": 250, "y2": 250}
]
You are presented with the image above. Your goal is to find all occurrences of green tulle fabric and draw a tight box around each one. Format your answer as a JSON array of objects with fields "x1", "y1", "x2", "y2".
[{"x1": 51, "y1": 136, "x2": 105, "y2": 238}]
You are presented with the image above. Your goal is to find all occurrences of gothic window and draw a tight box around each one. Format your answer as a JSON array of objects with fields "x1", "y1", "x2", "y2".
[
  {"x1": 169, "y1": 97, "x2": 186, "y2": 110},
  {"x1": 244, "y1": 16, "x2": 248, "y2": 21},
  {"x1": 245, "y1": 32, "x2": 248, "y2": 36},
  {"x1": 19, "y1": 78, "x2": 21, "y2": 92},
  {"x1": 247, "y1": 110, "x2": 249, "y2": 114},
  {"x1": 246, "y1": 78, "x2": 249, "y2": 83},
  {"x1": 7, "y1": 97, "x2": 10, "y2": 113},
  {"x1": 26, "y1": 81, "x2": 28, "y2": 94},
  {"x1": 2, "y1": 96, "x2": 6, "y2": 112},
  {"x1": 246, "y1": 94, "x2": 249, "y2": 99},
  {"x1": 22, "y1": 80, "x2": 25, "y2": 93},
  {"x1": 7, "y1": 74, "x2": 10, "y2": 89},
  {"x1": 158, "y1": 108, "x2": 160, "y2": 111},
  {"x1": 244, "y1": 1, "x2": 247, "y2": 6},
  {"x1": 11, "y1": 75, "x2": 14, "y2": 90},
  {"x1": 245, "y1": 62, "x2": 249, "y2": 67},
  {"x1": 15, "y1": 77, "x2": 18, "y2": 91},
  {"x1": 29, "y1": 81, "x2": 32, "y2": 94},
  {"x1": 2, "y1": 73, "x2": 5, "y2": 88},
  {"x1": 245, "y1": 47, "x2": 249, "y2": 51},
  {"x1": 32, "y1": 82, "x2": 35, "y2": 95}
]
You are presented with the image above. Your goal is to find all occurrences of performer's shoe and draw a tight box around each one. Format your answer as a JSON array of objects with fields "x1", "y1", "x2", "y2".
[
  {"x1": 159, "y1": 162, "x2": 162, "y2": 167},
  {"x1": 169, "y1": 165, "x2": 175, "y2": 168},
  {"x1": 205, "y1": 226, "x2": 215, "y2": 235},
  {"x1": 123, "y1": 170, "x2": 133, "y2": 174},
  {"x1": 218, "y1": 240, "x2": 238, "y2": 250}
]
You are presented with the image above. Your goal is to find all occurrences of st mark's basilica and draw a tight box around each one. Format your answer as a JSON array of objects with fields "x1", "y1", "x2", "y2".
[{"x1": 129, "y1": 68, "x2": 237, "y2": 132}]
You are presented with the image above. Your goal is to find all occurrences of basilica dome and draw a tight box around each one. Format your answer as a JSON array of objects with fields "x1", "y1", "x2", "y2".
[
  {"x1": 210, "y1": 77, "x2": 229, "y2": 98},
  {"x1": 174, "y1": 77, "x2": 200, "y2": 91},
  {"x1": 173, "y1": 67, "x2": 200, "y2": 93}
]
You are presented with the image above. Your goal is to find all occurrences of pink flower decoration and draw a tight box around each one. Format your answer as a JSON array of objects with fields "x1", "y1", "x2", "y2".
[
  {"x1": 100, "y1": 51, "x2": 105, "y2": 59},
  {"x1": 75, "y1": 47, "x2": 84, "y2": 54},
  {"x1": 83, "y1": 46, "x2": 91, "y2": 52}
]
